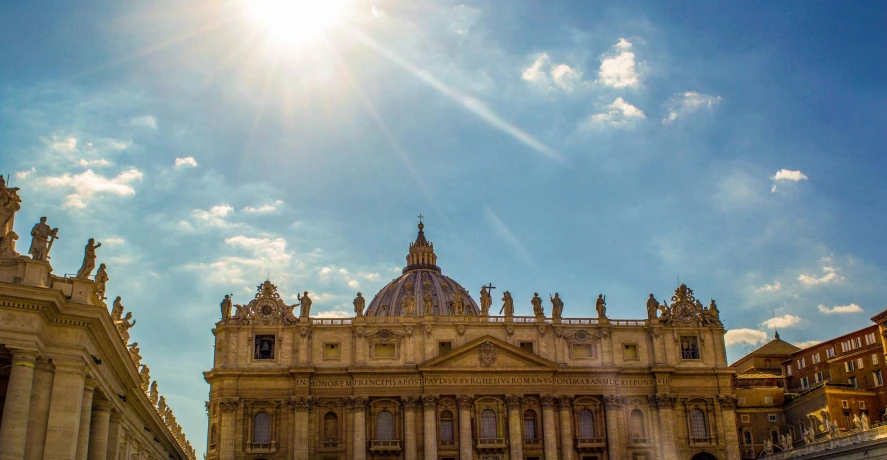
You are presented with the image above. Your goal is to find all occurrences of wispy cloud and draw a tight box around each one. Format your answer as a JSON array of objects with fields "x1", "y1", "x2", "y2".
[
  {"x1": 725, "y1": 328, "x2": 768, "y2": 346},
  {"x1": 798, "y1": 266, "x2": 844, "y2": 286},
  {"x1": 242, "y1": 200, "x2": 283, "y2": 214},
  {"x1": 755, "y1": 281, "x2": 781, "y2": 293},
  {"x1": 78, "y1": 158, "x2": 111, "y2": 167},
  {"x1": 817, "y1": 303, "x2": 863, "y2": 315},
  {"x1": 484, "y1": 207, "x2": 532, "y2": 264},
  {"x1": 129, "y1": 115, "x2": 157, "y2": 129},
  {"x1": 50, "y1": 136, "x2": 78, "y2": 153},
  {"x1": 771, "y1": 169, "x2": 808, "y2": 192},
  {"x1": 794, "y1": 340, "x2": 823, "y2": 349},
  {"x1": 761, "y1": 314, "x2": 801, "y2": 329},
  {"x1": 174, "y1": 156, "x2": 198, "y2": 168},
  {"x1": 40, "y1": 168, "x2": 143, "y2": 208},
  {"x1": 598, "y1": 38, "x2": 639, "y2": 88},
  {"x1": 191, "y1": 205, "x2": 236, "y2": 228},
  {"x1": 521, "y1": 53, "x2": 583, "y2": 92},
  {"x1": 522, "y1": 53, "x2": 550, "y2": 82},
  {"x1": 584, "y1": 97, "x2": 645, "y2": 127},
  {"x1": 663, "y1": 91, "x2": 721, "y2": 123}
]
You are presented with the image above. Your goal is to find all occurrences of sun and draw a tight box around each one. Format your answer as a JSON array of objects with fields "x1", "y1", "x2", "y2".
[{"x1": 244, "y1": 0, "x2": 345, "y2": 46}]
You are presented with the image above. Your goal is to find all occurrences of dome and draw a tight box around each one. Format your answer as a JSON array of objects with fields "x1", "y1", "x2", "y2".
[{"x1": 365, "y1": 221, "x2": 480, "y2": 317}]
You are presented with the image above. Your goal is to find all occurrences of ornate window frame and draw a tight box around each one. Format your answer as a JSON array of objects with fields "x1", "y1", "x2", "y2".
[
  {"x1": 437, "y1": 397, "x2": 458, "y2": 448},
  {"x1": 367, "y1": 329, "x2": 404, "y2": 361},
  {"x1": 474, "y1": 397, "x2": 507, "y2": 441},
  {"x1": 684, "y1": 398, "x2": 715, "y2": 447},
  {"x1": 566, "y1": 329, "x2": 600, "y2": 361},
  {"x1": 316, "y1": 400, "x2": 344, "y2": 451},
  {"x1": 249, "y1": 332, "x2": 280, "y2": 364},
  {"x1": 369, "y1": 398, "x2": 403, "y2": 451},
  {"x1": 623, "y1": 398, "x2": 650, "y2": 446},
  {"x1": 243, "y1": 400, "x2": 280, "y2": 453}
]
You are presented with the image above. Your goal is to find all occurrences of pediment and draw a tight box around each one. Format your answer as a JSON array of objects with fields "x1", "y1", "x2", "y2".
[{"x1": 418, "y1": 335, "x2": 557, "y2": 371}]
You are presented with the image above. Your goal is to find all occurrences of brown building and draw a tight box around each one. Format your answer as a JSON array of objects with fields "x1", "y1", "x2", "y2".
[{"x1": 204, "y1": 222, "x2": 741, "y2": 460}]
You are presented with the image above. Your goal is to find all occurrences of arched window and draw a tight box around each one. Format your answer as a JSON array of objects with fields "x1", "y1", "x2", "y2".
[
  {"x1": 629, "y1": 410, "x2": 645, "y2": 440},
  {"x1": 376, "y1": 411, "x2": 394, "y2": 440},
  {"x1": 578, "y1": 409, "x2": 595, "y2": 438},
  {"x1": 253, "y1": 412, "x2": 271, "y2": 443},
  {"x1": 324, "y1": 412, "x2": 338, "y2": 442},
  {"x1": 440, "y1": 410, "x2": 455, "y2": 445},
  {"x1": 523, "y1": 410, "x2": 538, "y2": 442},
  {"x1": 480, "y1": 409, "x2": 497, "y2": 438},
  {"x1": 689, "y1": 409, "x2": 708, "y2": 440}
]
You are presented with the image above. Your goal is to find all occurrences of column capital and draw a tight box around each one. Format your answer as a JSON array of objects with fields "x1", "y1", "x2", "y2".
[
  {"x1": 602, "y1": 395, "x2": 623, "y2": 410},
  {"x1": 402, "y1": 396, "x2": 420, "y2": 410},
  {"x1": 92, "y1": 398, "x2": 116, "y2": 412},
  {"x1": 289, "y1": 396, "x2": 315, "y2": 412},
  {"x1": 717, "y1": 394, "x2": 738, "y2": 410},
  {"x1": 219, "y1": 398, "x2": 239, "y2": 413},
  {"x1": 540, "y1": 394, "x2": 556, "y2": 409},
  {"x1": 505, "y1": 394, "x2": 523, "y2": 409},
  {"x1": 8, "y1": 347, "x2": 40, "y2": 366},
  {"x1": 83, "y1": 377, "x2": 98, "y2": 392},
  {"x1": 456, "y1": 394, "x2": 474, "y2": 409},
  {"x1": 647, "y1": 393, "x2": 677, "y2": 409},
  {"x1": 421, "y1": 394, "x2": 438, "y2": 409},
  {"x1": 557, "y1": 395, "x2": 573, "y2": 409},
  {"x1": 351, "y1": 396, "x2": 367, "y2": 411}
]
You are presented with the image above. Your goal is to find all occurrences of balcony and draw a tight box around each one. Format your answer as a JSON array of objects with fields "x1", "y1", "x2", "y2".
[
  {"x1": 476, "y1": 438, "x2": 507, "y2": 452},
  {"x1": 439, "y1": 439, "x2": 457, "y2": 447},
  {"x1": 318, "y1": 441, "x2": 343, "y2": 452},
  {"x1": 575, "y1": 437, "x2": 606, "y2": 451},
  {"x1": 523, "y1": 438, "x2": 541, "y2": 446},
  {"x1": 369, "y1": 440, "x2": 402, "y2": 453},
  {"x1": 629, "y1": 437, "x2": 649, "y2": 445},
  {"x1": 689, "y1": 436, "x2": 713, "y2": 447},
  {"x1": 245, "y1": 441, "x2": 276, "y2": 453}
]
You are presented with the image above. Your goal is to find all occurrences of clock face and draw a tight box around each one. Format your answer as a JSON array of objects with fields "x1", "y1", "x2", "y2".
[
  {"x1": 675, "y1": 304, "x2": 696, "y2": 321},
  {"x1": 257, "y1": 301, "x2": 276, "y2": 319}
]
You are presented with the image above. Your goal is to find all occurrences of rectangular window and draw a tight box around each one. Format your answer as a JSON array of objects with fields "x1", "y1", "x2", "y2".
[
  {"x1": 254, "y1": 335, "x2": 275, "y2": 360},
  {"x1": 768, "y1": 414, "x2": 777, "y2": 422},
  {"x1": 374, "y1": 343, "x2": 396, "y2": 359},
  {"x1": 849, "y1": 377, "x2": 858, "y2": 389},
  {"x1": 439, "y1": 341, "x2": 453, "y2": 355},
  {"x1": 858, "y1": 357, "x2": 865, "y2": 369},
  {"x1": 623, "y1": 344, "x2": 639, "y2": 360},
  {"x1": 854, "y1": 338, "x2": 862, "y2": 349},
  {"x1": 323, "y1": 343, "x2": 340, "y2": 360},
  {"x1": 786, "y1": 364, "x2": 792, "y2": 377},
  {"x1": 860, "y1": 401, "x2": 866, "y2": 410},
  {"x1": 680, "y1": 336, "x2": 700, "y2": 360},
  {"x1": 801, "y1": 376, "x2": 809, "y2": 389},
  {"x1": 846, "y1": 361, "x2": 856, "y2": 372},
  {"x1": 519, "y1": 342, "x2": 535, "y2": 354},
  {"x1": 764, "y1": 396, "x2": 773, "y2": 404},
  {"x1": 875, "y1": 370, "x2": 884, "y2": 387},
  {"x1": 738, "y1": 397, "x2": 746, "y2": 405},
  {"x1": 812, "y1": 353, "x2": 821, "y2": 364},
  {"x1": 741, "y1": 414, "x2": 750, "y2": 423},
  {"x1": 841, "y1": 400, "x2": 849, "y2": 409},
  {"x1": 742, "y1": 431, "x2": 752, "y2": 445},
  {"x1": 841, "y1": 341, "x2": 849, "y2": 353},
  {"x1": 873, "y1": 354, "x2": 879, "y2": 366},
  {"x1": 572, "y1": 344, "x2": 594, "y2": 359},
  {"x1": 867, "y1": 332, "x2": 877, "y2": 345},
  {"x1": 815, "y1": 372, "x2": 823, "y2": 383},
  {"x1": 828, "y1": 348, "x2": 836, "y2": 358}
]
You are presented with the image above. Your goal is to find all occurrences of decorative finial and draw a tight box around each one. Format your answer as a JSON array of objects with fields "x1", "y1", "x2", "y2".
[
  {"x1": 774, "y1": 330, "x2": 780, "y2": 340},
  {"x1": 418, "y1": 213, "x2": 424, "y2": 230}
]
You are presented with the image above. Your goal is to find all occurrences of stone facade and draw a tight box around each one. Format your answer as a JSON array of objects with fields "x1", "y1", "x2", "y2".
[
  {"x1": 0, "y1": 178, "x2": 194, "y2": 460},
  {"x1": 204, "y1": 223, "x2": 739, "y2": 460}
]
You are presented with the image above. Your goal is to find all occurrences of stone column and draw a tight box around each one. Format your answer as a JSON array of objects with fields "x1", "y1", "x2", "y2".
[
  {"x1": 25, "y1": 359, "x2": 54, "y2": 460},
  {"x1": 104, "y1": 411, "x2": 122, "y2": 460},
  {"x1": 650, "y1": 394, "x2": 677, "y2": 460},
  {"x1": 75, "y1": 379, "x2": 97, "y2": 460},
  {"x1": 457, "y1": 395, "x2": 473, "y2": 460},
  {"x1": 352, "y1": 397, "x2": 367, "y2": 460},
  {"x1": 506, "y1": 395, "x2": 523, "y2": 460},
  {"x1": 719, "y1": 396, "x2": 741, "y2": 460},
  {"x1": 344, "y1": 398, "x2": 354, "y2": 460},
  {"x1": 0, "y1": 348, "x2": 39, "y2": 460},
  {"x1": 540, "y1": 394, "x2": 558, "y2": 460},
  {"x1": 603, "y1": 395, "x2": 624, "y2": 460},
  {"x1": 87, "y1": 399, "x2": 114, "y2": 460},
  {"x1": 43, "y1": 362, "x2": 87, "y2": 460},
  {"x1": 403, "y1": 397, "x2": 419, "y2": 460},
  {"x1": 218, "y1": 398, "x2": 239, "y2": 460},
  {"x1": 291, "y1": 396, "x2": 313, "y2": 460},
  {"x1": 557, "y1": 396, "x2": 574, "y2": 460},
  {"x1": 422, "y1": 395, "x2": 438, "y2": 460}
]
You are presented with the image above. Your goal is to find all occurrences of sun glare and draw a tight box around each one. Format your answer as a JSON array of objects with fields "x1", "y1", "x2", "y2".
[{"x1": 244, "y1": 0, "x2": 345, "y2": 46}]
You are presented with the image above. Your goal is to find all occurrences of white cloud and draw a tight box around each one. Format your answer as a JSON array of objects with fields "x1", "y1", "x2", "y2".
[
  {"x1": 361, "y1": 272, "x2": 380, "y2": 280},
  {"x1": 794, "y1": 340, "x2": 823, "y2": 349},
  {"x1": 770, "y1": 169, "x2": 808, "y2": 192},
  {"x1": 314, "y1": 309, "x2": 352, "y2": 318},
  {"x1": 174, "y1": 157, "x2": 198, "y2": 168},
  {"x1": 551, "y1": 64, "x2": 582, "y2": 92},
  {"x1": 798, "y1": 266, "x2": 844, "y2": 286},
  {"x1": 50, "y1": 136, "x2": 78, "y2": 153},
  {"x1": 187, "y1": 235, "x2": 293, "y2": 286},
  {"x1": 78, "y1": 159, "x2": 111, "y2": 167},
  {"x1": 585, "y1": 97, "x2": 646, "y2": 127},
  {"x1": 102, "y1": 236, "x2": 125, "y2": 246},
  {"x1": 817, "y1": 304, "x2": 863, "y2": 315},
  {"x1": 242, "y1": 200, "x2": 283, "y2": 214},
  {"x1": 348, "y1": 279, "x2": 360, "y2": 289},
  {"x1": 662, "y1": 91, "x2": 722, "y2": 124},
  {"x1": 371, "y1": 6, "x2": 386, "y2": 18},
  {"x1": 41, "y1": 168, "x2": 143, "y2": 208},
  {"x1": 761, "y1": 314, "x2": 801, "y2": 329},
  {"x1": 522, "y1": 53, "x2": 550, "y2": 82},
  {"x1": 192, "y1": 205, "x2": 235, "y2": 227},
  {"x1": 15, "y1": 167, "x2": 36, "y2": 180},
  {"x1": 725, "y1": 328, "x2": 768, "y2": 346},
  {"x1": 755, "y1": 281, "x2": 781, "y2": 293},
  {"x1": 129, "y1": 116, "x2": 157, "y2": 129},
  {"x1": 598, "y1": 38, "x2": 639, "y2": 88}
]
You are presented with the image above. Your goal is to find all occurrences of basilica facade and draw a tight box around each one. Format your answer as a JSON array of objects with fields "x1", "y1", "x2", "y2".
[{"x1": 204, "y1": 222, "x2": 739, "y2": 460}]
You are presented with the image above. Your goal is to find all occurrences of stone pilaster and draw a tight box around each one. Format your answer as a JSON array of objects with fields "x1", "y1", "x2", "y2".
[
  {"x1": 402, "y1": 397, "x2": 420, "y2": 460},
  {"x1": 352, "y1": 397, "x2": 367, "y2": 460},
  {"x1": 25, "y1": 359, "x2": 54, "y2": 460},
  {"x1": 719, "y1": 395, "x2": 740, "y2": 460},
  {"x1": 603, "y1": 395, "x2": 624, "y2": 460},
  {"x1": 218, "y1": 398, "x2": 239, "y2": 460},
  {"x1": 75, "y1": 379, "x2": 97, "y2": 460},
  {"x1": 506, "y1": 395, "x2": 523, "y2": 460},
  {"x1": 649, "y1": 394, "x2": 677, "y2": 460},
  {"x1": 290, "y1": 396, "x2": 313, "y2": 460},
  {"x1": 43, "y1": 361, "x2": 87, "y2": 460},
  {"x1": 557, "y1": 395, "x2": 574, "y2": 460},
  {"x1": 87, "y1": 399, "x2": 114, "y2": 460},
  {"x1": 0, "y1": 348, "x2": 39, "y2": 460},
  {"x1": 540, "y1": 394, "x2": 558, "y2": 460},
  {"x1": 457, "y1": 395, "x2": 473, "y2": 460},
  {"x1": 422, "y1": 395, "x2": 438, "y2": 460}
]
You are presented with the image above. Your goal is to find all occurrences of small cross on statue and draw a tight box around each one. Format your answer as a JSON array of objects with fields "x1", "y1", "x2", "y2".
[{"x1": 484, "y1": 283, "x2": 496, "y2": 294}]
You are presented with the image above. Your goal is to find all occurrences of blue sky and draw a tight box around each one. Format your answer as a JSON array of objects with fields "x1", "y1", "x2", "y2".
[{"x1": 2, "y1": 0, "x2": 887, "y2": 454}]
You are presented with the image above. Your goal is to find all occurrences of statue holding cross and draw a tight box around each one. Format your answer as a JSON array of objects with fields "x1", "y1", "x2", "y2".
[{"x1": 480, "y1": 283, "x2": 495, "y2": 316}]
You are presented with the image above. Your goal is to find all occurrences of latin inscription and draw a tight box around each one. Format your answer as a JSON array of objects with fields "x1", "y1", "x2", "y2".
[{"x1": 306, "y1": 376, "x2": 668, "y2": 387}]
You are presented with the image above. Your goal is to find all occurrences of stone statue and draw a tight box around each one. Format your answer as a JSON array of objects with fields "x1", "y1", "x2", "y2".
[
  {"x1": 596, "y1": 294, "x2": 607, "y2": 319},
  {"x1": 220, "y1": 294, "x2": 232, "y2": 319},
  {"x1": 763, "y1": 439, "x2": 773, "y2": 454},
  {"x1": 232, "y1": 304, "x2": 249, "y2": 322},
  {"x1": 76, "y1": 238, "x2": 102, "y2": 278},
  {"x1": 0, "y1": 230, "x2": 20, "y2": 258},
  {"x1": 480, "y1": 286, "x2": 492, "y2": 316},
  {"x1": 116, "y1": 312, "x2": 136, "y2": 343},
  {"x1": 422, "y1": 289, "x2": 433, "y2": 316},
  {"x1": 531, "y1": 292, "x2": 544, "y2": 316},
  {"x1": 282, "y1": 304, "x2": 298, "y2": 324},
  {"x1": 139, "y1": 364, "x2": 150, "y2": 392},
  {"x1": 353, "y1": 292, "x2": 365, "y2": 316},
  {"x1": 550, "y1": 293, "x2": 564, "y2": 318},
  {"x1": 0, "y1": 175, "x2": 22, "y2": 236},
  {"x1": 784, "y1": 432, "x2": 793, "y2": 450},
  {"x1": 646, "y1": 294, "x2": 658, "y2": 319},
  {"x1": 830, "y1": 420, "x2": 838, "y2": 437},
  {"x1": 149, "y1": 381, "x2": 159, "y2": 404},
  {"x1": 111, "y1": 296, "x2": 124, "y2": 322},
  {"x1": 297, "y1": 291, "x2": 312, "y2": 317},
  {"x1": 452, "y1": 289, "x2": 465, "y2": 315},
  {"x1": 403, "y1": 290, "x2": 416, "y2": 316},
  {"x1": 862, "y1": 412, "x2": 870, "y2": 430},
  {"x1": 128, "y1": 342, "x2": 142, "y2": 367},
  {"x1": 28, "y1": 217, "x2": 58, "y2": 261},
  {"x1": 853, "y1": 414, "x2": 861, "y2": 431},
  {"x1": 709, "y1": 299, "x2": 720, "y2": 319},
  {"x1": 94, "y1": 263, "x2": 109, "y2": 300},
  {"x1": 158, "y1": 395, "x2": 167, "y2": 413},
  {"x1": 499, "y1": 291, "x2": 514, "y2": 316},
  {"x1": 802, "y1": 427, "x2": 810, "y2": 445}
]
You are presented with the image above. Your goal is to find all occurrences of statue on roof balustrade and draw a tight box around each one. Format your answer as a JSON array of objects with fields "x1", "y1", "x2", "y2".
[
  {"x1": 220, "y1": 294, "x2": 232, "y2": 319},
  {"x1": 596, "y1": 294, "x2": 607, "y2": 319},
  {"x1": 531, "y1": 292, "x2": 544, "y2": 316},
  {"x1": 29, "y1": 217, "x2": 58, "y2": 261},
  {"x1": 480, "y1": 286, "x2": 492, "y2": 316},
  {"x1": 94, "y1": 263, "x2": 109, "y2": 300},
  {"x1": 550, "y1": 293, "x2": 563, "y2": 318},
  {"x1": 354, "y1": 292, "x2": 365, "y2": 316},
  {"x1": 499, "y1": 291, "x2": 514, "y2": 316},
  {"x1": 646, "y1": 294, "x2": 658, "y2": 319},
  {"x1": 297, "y1": 291, "x2": 312, "y2": 317},
  {"x1": 0, "y1": 175, "x2": 22, "y2": 240},
  {"x1": 76, "y1": 238, "x2": 102, "y2": 278},
  {"x1": 0, "y1": 230, "x2": 20, "y2": 258}
]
